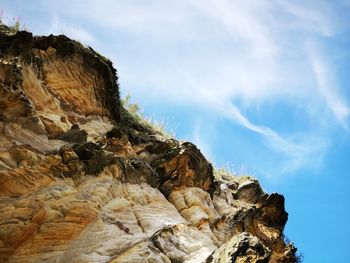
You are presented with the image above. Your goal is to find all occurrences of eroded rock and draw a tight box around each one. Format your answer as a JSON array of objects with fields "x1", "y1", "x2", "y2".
[
  {"x1": 152, "y1": 224, "x2": 217, "y2": 263},
  {"x1": 73, "y1": 142, "x2": 116, "y2": 174},
  {"x1": 151, "y1": 142, "x2": 215, "y2": 196},
  {"x1": 0, "y1": 30, "x2": 297, "y2": 263},
  {"x1": 58, "y1": 124, "x2": 88, "y2": 143},
  {"x1": 206, "y1": 232, "x2": 270, "y2": 263},
  {"x1": 123, "y1": 158, "x2": 160, "y2": 188}
]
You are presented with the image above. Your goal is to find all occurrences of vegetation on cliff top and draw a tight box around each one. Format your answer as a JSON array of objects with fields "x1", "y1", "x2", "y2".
[
  {"x1": 121, "y1": 94, "x2": 174, "y2": 138},
  {"x1": 0, "y1": 12, "x2": 25, "y2": 35}
]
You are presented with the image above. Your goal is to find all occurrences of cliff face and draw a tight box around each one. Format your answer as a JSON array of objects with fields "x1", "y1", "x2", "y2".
[{"x1": 0, "y1": 31, "x2": 297, "y2": 263}]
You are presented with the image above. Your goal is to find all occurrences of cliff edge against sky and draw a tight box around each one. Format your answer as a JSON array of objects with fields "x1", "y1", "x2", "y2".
[{"x1": 0, "y1": 28, "x2": 298, "y2": 263}]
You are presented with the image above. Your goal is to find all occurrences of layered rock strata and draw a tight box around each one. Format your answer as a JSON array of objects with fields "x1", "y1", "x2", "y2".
[{"x1": 0, "y1": 30, "x2": 297, "y2": 262}]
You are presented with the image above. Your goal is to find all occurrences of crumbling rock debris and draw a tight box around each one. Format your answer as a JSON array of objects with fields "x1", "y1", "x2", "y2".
[{"x1": 0, "y1": 30, "x2": 298, "y2": 263}]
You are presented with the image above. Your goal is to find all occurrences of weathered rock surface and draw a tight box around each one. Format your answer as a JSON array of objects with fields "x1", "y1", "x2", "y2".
[
  {"x1": 0, "y1": 30, "x2": 297, "y2": 262},
  {"x1": 206, "y1": 232, "x2": 271, "y2": 263}
]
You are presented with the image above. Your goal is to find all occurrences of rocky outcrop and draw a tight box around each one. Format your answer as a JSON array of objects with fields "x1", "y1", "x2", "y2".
[
  {"x1": 206, "y1": 232, "x2": 271, "y2": 263},
  {"x1": 0, "y1": 30, "x2": 297, "y2": 262}
]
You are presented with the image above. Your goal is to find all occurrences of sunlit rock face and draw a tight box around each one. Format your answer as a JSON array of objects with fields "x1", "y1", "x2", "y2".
[{"x1": 0, "y1": 30, "x2": 297, "y2": 263}]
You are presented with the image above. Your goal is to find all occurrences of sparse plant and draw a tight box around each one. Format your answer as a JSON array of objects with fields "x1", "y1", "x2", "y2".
[
  {"x1": 88, "y1": 47, "x2": 111, "y2": 64},
  {"x1": 296, "y1": 252, "x2": 304, "y2": 263},
  {"x1": 121, "y1": 93, "x2": 175, "y2": 138},
  {"x1": 214, "y1": 163, "x2": 253, "y2": 183},
  {"x1": 282, "y1": 233, "x2": 292, "y2": 244},
  {"x1": 14, "y1": 17, "x2": 20, "y2": 31},
  {"x1": 0, "y1": 11, "x2": 27, "y2": 35},
  {"x1": 282, "y1": 233, "x2": 304, "y2": 263}
]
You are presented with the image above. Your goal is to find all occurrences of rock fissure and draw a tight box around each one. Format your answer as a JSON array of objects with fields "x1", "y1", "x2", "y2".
[{"x1": 129, "y1": 203, "x2": 146, "y2": 235}]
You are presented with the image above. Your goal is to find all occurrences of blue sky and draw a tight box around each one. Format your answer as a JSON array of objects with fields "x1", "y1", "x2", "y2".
[{"x1": 1, "y1": 1, "x2": 350, "y2": 262}]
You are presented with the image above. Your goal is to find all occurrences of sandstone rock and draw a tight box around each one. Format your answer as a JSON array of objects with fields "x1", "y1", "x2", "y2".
[
  {"x1": 73, "y1": 142, "x2": 116, "y2": 175},
  {"x1": 234, "y1": 179, "x2": 265, "y2": 204},
  {"x1": 0, "y1": 30, "x2": 297, "y2": 263},
  {"x1": 123, "y1": 158, "x2": 160, "y2": 187},
  {"x1": 109, "y1": 242, "x2": 171, "y2": 263},
  {"x1": 151, "y1": 142, "x2": 214, "y2": 196},
  {"x1": 206, "y1": 232, "x2": 270, "y2": 263},
  {"x1": 58, "y1": 124, "x2": 88, "y2": 143},
  {"x1": 152, "y1": 224, "x2": 217, "y2": 263}
]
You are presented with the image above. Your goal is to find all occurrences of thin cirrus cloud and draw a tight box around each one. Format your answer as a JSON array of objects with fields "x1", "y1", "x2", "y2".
[
  {"x1": 188, "y1": 0, "x2": 279, "y2": 58},
  {"x1": 194, "y1": 90, "x2": 329, "y2": 177},
  {"x1": 40, "y1": 0, "x2": 349, "y2": 177},
  {"x1": 309, "y1": 52, "x2": 350, "y2": 130},
  {"x1": 278, "y1": 0, "x2": 335, "y2": 36}
]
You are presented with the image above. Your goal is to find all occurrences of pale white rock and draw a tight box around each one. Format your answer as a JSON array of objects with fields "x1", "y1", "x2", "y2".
[
  {"x1": 168, "y1": 187, "x2": 220, "y2": 224},
  {"x1": 152, "y1": 223, "x2": 217, "y2": 263}
]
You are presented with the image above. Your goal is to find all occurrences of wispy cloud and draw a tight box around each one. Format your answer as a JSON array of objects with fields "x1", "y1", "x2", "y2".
[
  {"x1": 189, "y1": 0, "x2": 279, "y2": 58},
  {"x1": 308, "y1": 49, "x2": 350, "y2": 129},
  {"x1": 278, "y1": 0, "x2": 335, "y2": 36},
  {"x1": 29, "y1": 0, "x2": 349, "y2": 178},
  {"x1": 192, "y1": 121, "x2": 215, "y2": 163},
  {"x1": 196, "y1": 92, "x2": 328, "y2": 176}
]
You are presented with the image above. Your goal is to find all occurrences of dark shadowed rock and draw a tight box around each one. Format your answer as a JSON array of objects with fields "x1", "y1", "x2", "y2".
[
  {"x1": 58, "y1": 124, "x2": 88, "y2": 143},
  {"x1": 206, "y1": 232, "x2": 270, "y2": 263},
  {"x1": 150, "y1": 141, "x2": 214, "y2": 196},
  {"x1": 259, "y1": 193, "x2": 288, "y2": 231},
  {"x1": 73, "y1": 142, "x2": 116, "y2": 174},
  {"x1": 123, "y1": 158, "x2": 160, "y2": 187}
]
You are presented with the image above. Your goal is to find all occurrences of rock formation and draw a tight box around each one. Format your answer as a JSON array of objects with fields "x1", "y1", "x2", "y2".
[{"x1": 0, "y1": 28, "x2": 298, "y2": 262}]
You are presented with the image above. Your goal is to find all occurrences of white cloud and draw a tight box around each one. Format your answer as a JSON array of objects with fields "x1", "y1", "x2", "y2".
[
  {"x1": 33, "y1": 0, "x2": 348, "y2": 178},
  {"x1": 44, "y1": 0, "x2": 195, "y2": 39},
  {"x1": 309, "y1": 50, "x2": 350, "y2": 129},
  {"x1": 41, "y1": 0, "x2": 335, "y2": 104},
  {"x1": 48, "y1": 16, "x2": 95, "y2": 45},
  {"x1": 187, "y1": 0, "x2": 277, "y2": 58},
  {"x1": 192, "y1": 121, "x2": 215, "y2": 163},
  {"x1": 195, "y1": 93, "x2": 328, "y2": 176},
  {"x1": 278, "y1": 0, "x2": 335, "y2": 36}
]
